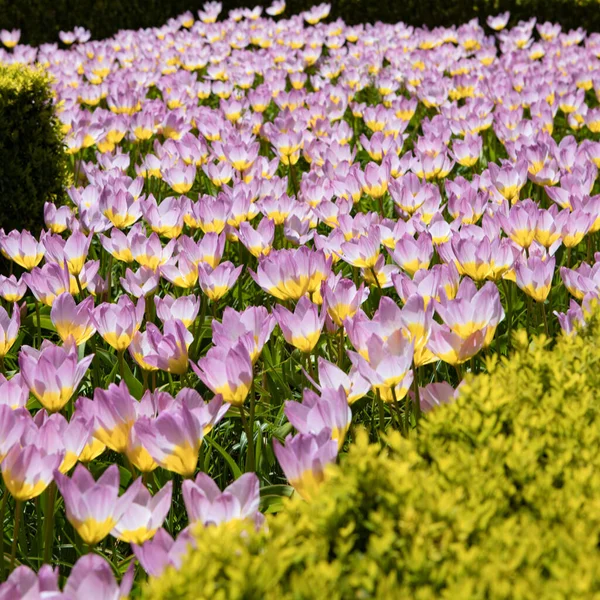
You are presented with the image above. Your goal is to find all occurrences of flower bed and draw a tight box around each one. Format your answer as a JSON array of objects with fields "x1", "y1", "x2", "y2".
[{"x1": 0, "y1": 2, "x2": 599, "y2": 596}]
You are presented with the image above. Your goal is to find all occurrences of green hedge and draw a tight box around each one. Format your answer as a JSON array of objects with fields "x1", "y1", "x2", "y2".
[
  {"x1": 1, "y1": 0, "x2": 600, "y2": 47},
  {"x1": 0, "y1": 64, "x2": 68, "y2": 235},
  {"x1": 145, "y1": 318, "x2": 600, "y2": 599}
]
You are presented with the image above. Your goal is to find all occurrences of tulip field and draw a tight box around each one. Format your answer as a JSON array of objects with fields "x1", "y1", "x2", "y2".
[{"x1": 0, "y1": 0, "x2": 599, "y2": 595}]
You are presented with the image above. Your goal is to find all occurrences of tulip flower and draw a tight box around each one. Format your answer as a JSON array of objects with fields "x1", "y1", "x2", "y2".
[
  {"x1": 0, "y1": 230, "x2": 45, "y2": 270},
  {"x1": 63, "y1": 554, "x2": 134, "y2": 599},
  {"x1": 19, "y1": 341, "x2": 93, "y2": 412},
  {"x1": 322, "y1": 278, "x2": 369, "y2": 327},
  {"x1": 0, "y1": 404, "x2": 28, "y2": 461},
  {"x1": 2, "y1": 439, "x2": 63, "y2": 501},
  {"x1": 55, "y1": 464, "x2": 141, "y2": 546},
  {"x1": 0, "y1": 373, "x2": 29, "y2": 410},
  {"x1": 285, "y1": 387, "x2": 352, "y2": 449},
  {"x1": 155, "y1": 294, "x2": 200, "y2": 328},
  {"x1": 132, "y1": 528, "x2": 195, "y2": 577},
  {"x1": 0, "y1": 275, "x2": 27, "y2": 302},
  {"x1": 274, "y1": 296, "x2": 324, "y2": 353},
  {"x1": 0, "y1": 303, "x2": 19, "y2": 358},
  {"x1": 515, "y1": 255, "x2": 556, "y2": 303},
  {"x1": 50, "y1": 293, "x2": 96, "y2": 345},
  {"x1": 91, "y1": 381, "x2": 138, "y2": 453},
  {"x1": 192, "y1": 341, "x2": 253, "y2": 406},
  {"x1": 316, "y1": 358, "x2": 371, "y2": 405},
  {"x1": 198, "y1": 261, "x2": 243, "y2": 301},
  {"x1": 249, "y1": 247, "x2": 313, "y2": 301},
  {"x1": 112, "y1": 481, "x2": 172, "y2": 544},
  {"x1": 211, "y1": 306, "x2": 276, "y2": 363},
  {"x1": 134, "y1": 404, "x2": 203, "y2": 477},
  {"x1": 130, "y1": 320, "x2": 193, "y2": 375},
  {"x1": 92, "y1": 295, "x2": 145, "y2": 351},
  {"x1": 182, "y1": 472, "x2": 263, "y2": 528},
  {"x1": 273, "y1": 430, "x2": 338, "y2": 501}
]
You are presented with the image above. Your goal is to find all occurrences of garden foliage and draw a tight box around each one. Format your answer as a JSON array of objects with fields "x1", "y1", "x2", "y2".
[
  {"x1": 0, "y1": 64, "x2": 67, "y2": 234},
  {"x1": 146, "y1": 318, "x2": 600, "y2": 600}
]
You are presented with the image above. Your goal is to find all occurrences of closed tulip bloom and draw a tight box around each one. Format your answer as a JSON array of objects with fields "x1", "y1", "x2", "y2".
[
  {"x1": 2, "y1": 439, "x2": 63, "y2": 501},
  {"x1": 112, "y1": 481, "x2": 172, "y2": 544},
  {"x1": 134, "y1": 404, "x2": 203, "y2": 477},
  {"x1": 0, "y1": 303, "x2": 19, "y2": 357},
  {"x1": 63, "y1": 231, "x2": 93, "y2": 276},
  {"x1": 183, "y1": 472, "x2": 263, "y2": 528},
  {"x1": 192, "y1": 341, "x2": 253, "y2": 406},
  {"x1": 92, "y1": 381, "x2": 138, "y2": 453},
  {"x1": 498, "y1": 200, "x2": 538, "y2": 249},
  {"x1": 19, "y1": 341, "x2": 93, "y2": 412},
  {"x1": 55, "y1": 464, "x2": 141, "y2": 546},
  {"x1": 238, "y1": 218, "x2": 275, "y2": 257},
  {"x1": 419, "y1": 382, "x2": 457, "y2": 413},
  {"x1": 358, "y1": 161, "x2": 390, "y2": 198},
  {"x1": 0, "y1": 404, "x2": 28, "y2": 461},
  {"x1": 435, "y1": 279, "x2": 504, "y2": 347},
  {"x1": 155, "y1": 294, "x2": 200, "y2": 329},
  {"x1": 142, "y1": 195, "x2": 187, "y2": 238},
  {"x1": 92, "y1": 295, "x2": 145, "y2": 351},
  {"x1": 488, "y1": 160, "x2": 528, "y2": 204},
  {"x1": 316, "y1": 357, "x2": 371, "y2": 405},
  {"x1": 273, "y1": 430, "x2": 338, "y2": 501},
  {"x1": 100, "y1": 188, "x2": 143, "y2": 229},
  {"x1": 44, "y1": 202, "x2": 73, "y2": 234},
  {"x1": 349, "y1": 332, "x2": 414, "y2": 403},
  {"x1": 285, "y1": 387, "x2": 352, "y2": 449},
  {"x1": 198, "y1": 261, "x2": 243, "y2": 301},
  {"x1": 0, "y1": 564, "x2": 59, "y2": 599},
  {"x1": 0, "y1": 274, "x2": 27, "y2": 302},
  {"x1": 130, "y1": 320, "x2": 192, "y2": 375},
  {"x1": 322, "y1": 278, "x2": 369, "y2": 327},
  {"x1": 0, "y1": 230, "x2": 45, "y2": 270},
  {"x1": 161, "y1": 255, "x2": 199, "y2": 290},
  {"x1": 176, "y1": 389, "x2": 230, "y2": 435},
  {"x1": 388, "y1": 233, "x2": 434, "y2": 276},
  {"x1": 132, "y1": 528, "x2": 195, "y2": 577},
  {"x1": 340, "y1": 230, "x2": 381, "y2": 269},
  {"x1": 163, "y1": 164, "x2": 196, "y2": 194},
  {"x1": 427, "y1": 322, "x2": 486, "y2": 366},
  {"x1": 274, "y1": 296, "x2": 325, "y2": 354},
  {"x1": 211, "y1": 306, "x2": 276, "y2": 363},
  {"x1": 0, "y1": 373, "x2": 29, "y2": 410},
  {"x1": 23, "y1": 262, "x2": 71, "y2": 306},
  {"x1": 50, "y1": 293, "x2": 96, "y2": 345},
  {"x1": 98, "y1": 225, "x2": 141, "y2": 263},
  {"x1": 131, "y1": 233, "x2": 176, "y2": 271},
  {"x1": 121, "y1": 266, "x2": 161, "y2": 298},
  {"x1": 515, "y1": 255, "x2": 556, "y2": 303},
  {"x1": 249, "y1": 247, "x2": 312, "y2": 301},
  {"x1": 63, "y1": 554, "x2": 134, "y2": 600}
]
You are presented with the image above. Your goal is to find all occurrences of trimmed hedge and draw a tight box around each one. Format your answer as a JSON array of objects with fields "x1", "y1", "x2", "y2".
[
  {"x1": 145, "y1": 317, "x2": 600, "y2": 599},
  {"x1": 0, "y1": 64, "x2": 68, "y2": 235},
  {"x1": 1, "y1": 0, "x2": 600, "y2": 47}
]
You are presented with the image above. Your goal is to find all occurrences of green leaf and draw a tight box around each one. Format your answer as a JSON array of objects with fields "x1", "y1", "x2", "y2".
[{"x1": 204, "y1": 435, "x2": 242, "y2": 480}]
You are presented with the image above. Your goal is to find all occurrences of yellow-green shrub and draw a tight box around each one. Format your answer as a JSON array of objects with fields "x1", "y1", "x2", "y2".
[
  {"x1": 0, "y1": 64, "x2": 68, "y2": 234},
  {"x1": 145, "y1": 319, "x2": 600, "y2": 600}
]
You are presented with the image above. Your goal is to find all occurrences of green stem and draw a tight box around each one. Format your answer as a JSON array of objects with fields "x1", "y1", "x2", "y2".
[
  {"x1": 240, "y1": 404, "x2": 255, "y2": 473},
  {"x1": 0, "y1": 485, "x2": 8, "y2": 580},
  {"x1": 10, "y1": 501, "x2": 22, "y2": 572},
  {"x1": 34, "y1": 300, "x2": 42, "y2": 349},
  {"x1": 118, "y1": 350, "x2": 125, "y2": 382},
  {"x1": 43, "y1": 483, "x2": 56, "y2": 564}
]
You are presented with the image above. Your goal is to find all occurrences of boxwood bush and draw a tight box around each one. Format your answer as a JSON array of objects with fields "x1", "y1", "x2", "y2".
[
  {"x1": 145, "y1": 316, "x2": 600, "y2": 599},
  {"x1": 0, "y1": 64, "x2": 68, "y2": 235}
]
